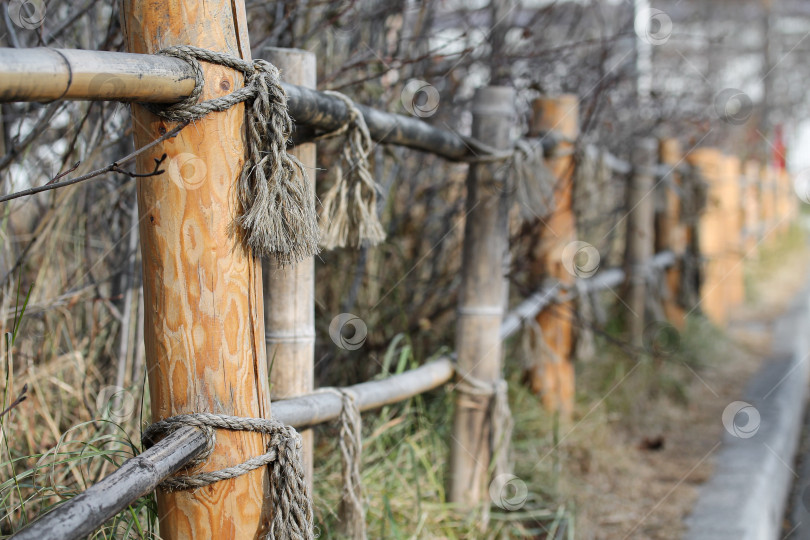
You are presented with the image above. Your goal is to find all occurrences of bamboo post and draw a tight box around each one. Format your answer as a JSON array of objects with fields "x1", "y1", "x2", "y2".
[
  {"x1": 624, "y1": 138, "x2": 657, "y2": 348},
  {"x1": 525, "y1": 95, "x2": 579, "y2": 418},
  {"x1": 656, "y1": 138, "x2": 687, "y2": 328},
  {"x1": 261, "y1": 47, "x2": 316, "y2": 488},
  {"x1": 122, "y1": 2, "x2": 274, "y2": 538},
  {"x1": 449, "y1": 86, "x2": 514, "y2": 510},
  {"x1": 687, "y1": 148, "x2": 727, "y2": 325}
]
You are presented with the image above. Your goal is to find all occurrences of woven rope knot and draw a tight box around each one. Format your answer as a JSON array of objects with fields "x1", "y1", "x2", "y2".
[
  {"x1": 314, "y1": 90, "x2": 385, "y2": 250},
  {"x1": 144, "y1": 45, "x2": 320, "y2": 266},
  {"x1": 454, "y1": 370, "x2": 513, "y2": 479},
  {"x1": 142, "y1": 412, "x2": 314, "y2": 540}
]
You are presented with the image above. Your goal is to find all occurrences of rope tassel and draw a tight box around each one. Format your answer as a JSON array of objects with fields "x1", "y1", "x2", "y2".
[
  {"x1": 316, "y1": 91, "x2": 385, "y2": 250},
  {"x1": 146, "y1": 46, "x2": 320, "y2": 266}
]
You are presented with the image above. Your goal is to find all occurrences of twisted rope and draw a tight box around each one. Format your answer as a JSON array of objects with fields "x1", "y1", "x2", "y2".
[
  {"x1": 144, "y1": 45, "x2": 319, "y2": 265},
  {"x1": 314, "y1": 91, "x2": 385, "y2": 250},
  {"x1": 510, "y1": 139, "x2": 556, "y2": 222},
  {"x1": 316, "y1": 388, "x2": 366, "y2": 539},
  {"x1": 454, "y1": 370, "x2": 513, "y2": 479},
  {"x1": 142, "y1": 412, "x2": 314, "y2": 540}
]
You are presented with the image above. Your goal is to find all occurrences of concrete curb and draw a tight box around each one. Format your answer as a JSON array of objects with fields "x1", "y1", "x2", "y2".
[{"x1": 684, "y1": 289, "x2": 810, "y2": 540}]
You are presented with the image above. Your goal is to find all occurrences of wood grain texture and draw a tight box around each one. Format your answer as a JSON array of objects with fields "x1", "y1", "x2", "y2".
[
  {"x1": 449, "y1": 86, "x2": 514, "y2": 510},
  {"x1": 261, "y1": 47, "x2": 316, "y2": 488},
  {"x1": 526, "y1": 95, "x2": 578, "y2": 418},
  {"x1": 687, "y1": 148, "x2": 728, "y2": 325},
  {"x1": 121, "y1": 1, "x2": 273, "y2": 538}
]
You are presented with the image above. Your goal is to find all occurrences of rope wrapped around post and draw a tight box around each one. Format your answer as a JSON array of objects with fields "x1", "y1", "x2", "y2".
[
  {"x1": 142, "y1": 413, "x2": 314, "y2": 540},
  {"x1": 453, "y1": 368, "x2": 514, "y2": 480},
  {"x1": 315, "y1": 387, "x2": 367, "y2": 539},
  {"x1": 144, "y1": 45, "x2": 320, "y2": 265},
  {"x1": 313, "y1": 90, "x2": 385, "y2": 250}
]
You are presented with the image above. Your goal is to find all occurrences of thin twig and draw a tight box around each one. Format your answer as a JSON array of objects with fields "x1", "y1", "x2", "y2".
[
  {"x1": 0, "y1": 121, "x2": 188, "y2": 204},
  {"x1": 0, "y1": 384, "x2": 27, "y2": 419}
]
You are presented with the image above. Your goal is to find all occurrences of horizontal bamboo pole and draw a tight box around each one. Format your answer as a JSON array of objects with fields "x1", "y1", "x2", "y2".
[
  {"x1": 10, "y1": 247, "x2": 678, "y2": 540},
  {"x1": 0, "y1": 47, "x2": 555, "y2": 161},
  {"x1": 0, "y1": 48, "x2": 197, "y2": 103},
  {"x1": 10, "y1": 359, "x2": 455, "y2": 540},
  {"x1": 10, "y1": 426, "x2": 208, "y2": 540}
]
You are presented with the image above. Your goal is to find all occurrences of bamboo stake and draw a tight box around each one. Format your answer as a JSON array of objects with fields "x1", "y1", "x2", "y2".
[
  {"x1": 656, "y1": 138, "x2": 686, "y2": 329},
  {"x1": 624, "y1": 138, "x2": 657, "y2": 348},
  {"x1": 261, "y1": 47, "x2": 316, "y2": 488},
  {"x1": 121, "y1": 1, "x2": 274, "y2": 538},
  {"x1": 449, "y1": 86, "x2": 514, "y2": 511},
  {"x1": 525, "y1": 95, "x2": 578, "y2": 418}
]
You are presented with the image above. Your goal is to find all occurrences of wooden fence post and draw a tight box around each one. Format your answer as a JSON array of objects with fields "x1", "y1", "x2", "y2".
[
  {"x1": 122, "y1": 2, "x2": 274, "y2": 537},
  {"x1": 723, "y1": 156, "x2": 745, "y2": 308},
  {"x1": 687, "y1": 148, "x2": 727, "y2": 325},
  {"x1": 261, "y1": 47, "x2": 316, "y2": 488},
  {"x1": 449, "y1": 85, "x2": 514, "y2": 510},
  {"x1": 624, "y1": 138, "x2": 657, "y2": 348},
  {"x1": 656, "y1": 138, "x2": 687, "y2": 328},
  {"x1": 742, "y1": 160, "x2": 761, "y2": 260},
  {"x1": 525, "y1": 95, "x2": 578, "y2": 418}
]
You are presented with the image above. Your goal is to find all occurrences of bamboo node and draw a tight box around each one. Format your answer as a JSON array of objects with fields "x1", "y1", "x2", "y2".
[{"x1": 142, "y1": 412, "x2": 315, "y2": 539}]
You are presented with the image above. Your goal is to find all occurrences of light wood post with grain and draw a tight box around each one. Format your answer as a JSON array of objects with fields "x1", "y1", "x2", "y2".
[
  {"x1": 624, "y1": 138, "x2": 657, "y2": 348},
  {"x1": 122, "y1": 1, "x2": 274, "y2": 537},
  {"x1": 525, "y1": 95, "x2": 578, "y2": 418},
  {"x1": 742, "y1": 160, "x2": 761, "y2": 260},
  {"x1": 449, "y1": 86, "x2": 514, "y2": 511},
  {"x1": 261, "y1": 47, "x2": 316, "y2": 488},
  {"x1": 723, "y1": 156, "x2": 745, "y2": 308},
  {"x1": 687, "y1": 148, "x2": 727, "y2": 325},
  {"x1": 656, "y1": 138, "x2": 687, "y2": 328}
]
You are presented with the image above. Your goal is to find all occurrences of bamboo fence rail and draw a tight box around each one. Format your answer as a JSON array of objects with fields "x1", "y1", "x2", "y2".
[{"x1": 0, "y1": 35, "x2": 799, "y2": 540}]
